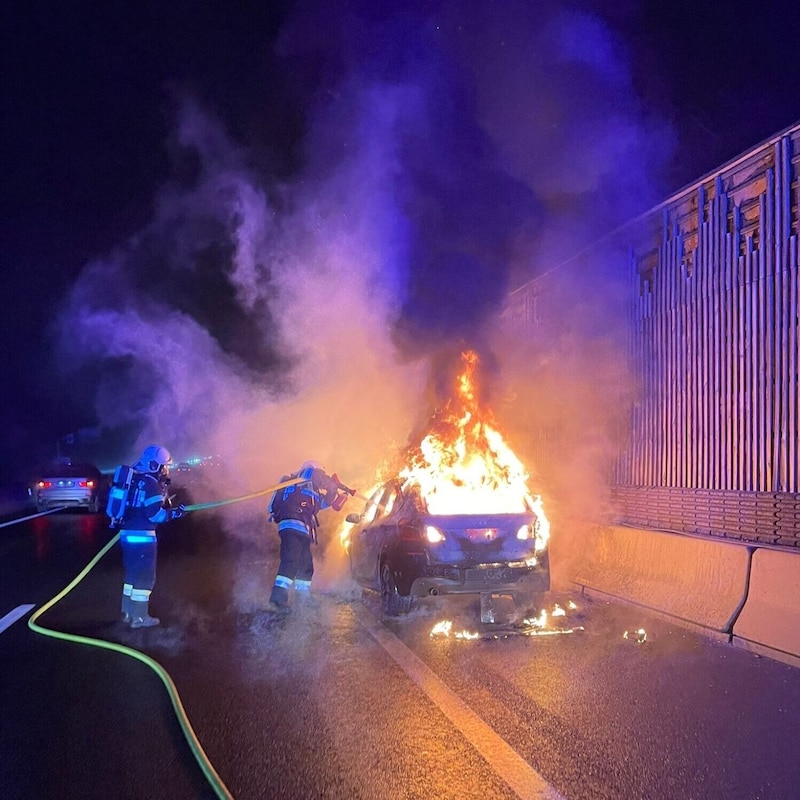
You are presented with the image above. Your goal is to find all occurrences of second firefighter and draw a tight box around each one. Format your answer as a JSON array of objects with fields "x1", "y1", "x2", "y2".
[{"x1": 266, "y1": 460, "x2": 354, "y2": 613}]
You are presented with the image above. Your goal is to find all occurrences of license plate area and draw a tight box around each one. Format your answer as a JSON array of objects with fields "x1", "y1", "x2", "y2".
[
  {"x1": 465, "y1": 566, "x2": 520, "y2": 582},
  {"x1": 465, "y1": 528, "x2": 498, "y2": 541}
]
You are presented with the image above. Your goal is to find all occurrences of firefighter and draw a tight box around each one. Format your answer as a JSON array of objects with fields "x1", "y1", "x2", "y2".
[
  {"x1": 117, "y1": 445, "x2": 185, "y2": 628},
  {"x1": 266, "y1": 460, "x2": 354, "y2": 613}
]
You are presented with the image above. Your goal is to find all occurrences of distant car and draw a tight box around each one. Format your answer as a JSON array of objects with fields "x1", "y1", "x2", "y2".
[
  {"x1": 32, "y1": 460, "x2": 105, "y2": 513},
  {"x1": 345, "y1": 479, "x2": 550, "y2": 616},
  {"x1": 175, "y1": 462, "x2": 193, "y2": 480}
]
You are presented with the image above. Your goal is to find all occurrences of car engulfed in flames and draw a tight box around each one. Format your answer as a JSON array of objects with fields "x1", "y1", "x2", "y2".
[{"x1": 343, "y1": 351, "x2": 551, "y2": 616}]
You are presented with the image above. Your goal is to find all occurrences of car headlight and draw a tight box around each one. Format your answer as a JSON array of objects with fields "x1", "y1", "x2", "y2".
[
  {"x1": 518, "y1": 522, "x2": 548, "y2": 552},
  {"x1": 425, "y1": 525, "x2": 445, "y2": 543}
]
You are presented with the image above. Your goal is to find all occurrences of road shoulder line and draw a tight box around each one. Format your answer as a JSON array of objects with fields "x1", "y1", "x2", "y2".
[
  {"x1": 0, "y1": 604, "x2": 36, "y2": 633},
  {"x1": 357, "y1": 607, "x2": 565, "y2": 800}
]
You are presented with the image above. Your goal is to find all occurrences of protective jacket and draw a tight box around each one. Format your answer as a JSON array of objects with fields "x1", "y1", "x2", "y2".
[
  {"x1": 119, "y1": 472, "x2": 172, "y2": 616},
  {"x1": 268, "y1": 463, "x2": 352, "y2": 610},
  {"x1": 270, "y1": 465, "x2": 340, "y2": 542},
  {"x1": 120, "y1": 472, "x2": 171, "y2": 536}
]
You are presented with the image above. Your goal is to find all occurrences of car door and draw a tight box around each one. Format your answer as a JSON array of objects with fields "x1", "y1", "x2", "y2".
[
  {"x1": 351, "y1": 484, "x2": 399, "y2": 588},
  {"x1": 349, "y1": 486, "x2": 388, "y2": 585}
]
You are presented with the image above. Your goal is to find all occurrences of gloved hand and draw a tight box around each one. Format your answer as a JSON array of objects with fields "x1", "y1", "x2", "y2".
[
  {"x1": 170, "y1": 503, "x2": 186, "y2": 520},
  {"x1": 331, "y1": 473, "x2": 356, "y2": 495}
]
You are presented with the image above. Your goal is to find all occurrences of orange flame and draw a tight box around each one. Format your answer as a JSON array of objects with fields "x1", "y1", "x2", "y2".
[
  {"x1": 400, "y1": 351, "x2": 549, "y2": 534},
  {"x1": 340, "y1": 351, "x2": 550, "y2": 553}
]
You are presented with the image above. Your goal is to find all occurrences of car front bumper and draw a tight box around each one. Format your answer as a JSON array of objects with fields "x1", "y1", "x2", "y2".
[{"x1": 408, "y1": 560, "x2": 550, "y2": 598}]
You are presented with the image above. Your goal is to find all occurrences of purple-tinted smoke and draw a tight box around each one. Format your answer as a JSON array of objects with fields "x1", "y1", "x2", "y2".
[{"x1": 54, "y1": 0, "x2": 672, "y2": 493}]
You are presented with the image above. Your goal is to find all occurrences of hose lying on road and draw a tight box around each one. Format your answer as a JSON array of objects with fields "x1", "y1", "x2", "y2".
[
  {"x1": 28, "y1": 531, "x2": 234, "y2": 800},
  {"x1": 26, "y1": 476, "x2": 304, "y2": 800}
]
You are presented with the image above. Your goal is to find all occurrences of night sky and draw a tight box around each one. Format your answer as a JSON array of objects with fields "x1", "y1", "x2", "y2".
[{"x1": 3, "y1": 0, "x2": 800, "y2": 483}]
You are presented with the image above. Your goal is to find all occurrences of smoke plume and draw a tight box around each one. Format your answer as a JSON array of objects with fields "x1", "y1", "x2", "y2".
[{"x1": 53, "y1": 1, "x2": 672, "y2": 598}]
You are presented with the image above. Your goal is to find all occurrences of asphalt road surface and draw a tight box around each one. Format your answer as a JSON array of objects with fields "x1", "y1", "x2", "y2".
[{"x1": 2, "y1": 501, "x2": 800, "y2": 800}]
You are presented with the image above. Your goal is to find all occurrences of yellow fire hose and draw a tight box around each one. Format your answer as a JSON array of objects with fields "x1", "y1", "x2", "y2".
[
  {"x1": 181, "y1": 476, "x2": 302, "y2": 512},
  {"x1": 27, "y1": 476, "x2": 304, "y2": 800}
]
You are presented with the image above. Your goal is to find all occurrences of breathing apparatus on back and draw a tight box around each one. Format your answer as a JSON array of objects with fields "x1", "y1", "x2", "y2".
[{"x1": 106, "y1": 445, "x2": 174, "y2": 528}]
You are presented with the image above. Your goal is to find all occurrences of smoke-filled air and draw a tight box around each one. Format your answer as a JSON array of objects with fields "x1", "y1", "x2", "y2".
[{"x1": 52, "y1": 0, "x2": 673, "y2": 594}]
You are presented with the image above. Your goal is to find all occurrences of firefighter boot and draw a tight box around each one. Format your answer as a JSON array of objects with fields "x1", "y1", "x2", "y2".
[
  {"x1": 294, "y1": 581, "x2": 320, "y2": 609},
  {"x1": 120, "y1": 592, "x2": 134, "y2": 623},
  {"x1": 129, "y1": 600, "x2": 160, "y2": 628},
  {"x1": 296, "y1": 594, "x2": 321, "y2": 610},
  {"x1": 267, "y1": 581, "x2": 291, "y2": 614}
]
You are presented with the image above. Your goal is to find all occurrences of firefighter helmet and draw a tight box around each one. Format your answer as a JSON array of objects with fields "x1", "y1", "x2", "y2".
[
  {"x1": 135, "y1": 445, "x2": 173, "y2": 474},
  {"x1": 300, "y1": 460, "x2": 324, "y2": 474}
]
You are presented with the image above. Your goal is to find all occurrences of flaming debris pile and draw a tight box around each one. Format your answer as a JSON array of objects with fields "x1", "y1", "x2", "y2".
[
  {"x1": 400, "y1": 351, "x2": 549, "y2": 538},
  {"x1": 430, "y1": 621, "x2": 481, "y2": 640},
  {"x1": 623, "y1": 628, "x2": 648, "y2": 644},
  {"x1": 430, "y1": 601, "x2": 584, "y2": 641}
]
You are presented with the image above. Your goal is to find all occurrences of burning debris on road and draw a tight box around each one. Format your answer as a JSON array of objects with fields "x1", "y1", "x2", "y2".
[
  {"x1": 430, "y1": 599, "x2": 585, "y2": 641},
  {"x1": 623, "y1": 628, "x2": 648, "y2": 644}
]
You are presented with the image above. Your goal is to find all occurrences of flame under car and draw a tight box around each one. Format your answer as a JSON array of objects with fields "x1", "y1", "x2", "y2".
[{"x1": 346, "y1": 480, "x2": 550, "y2": 616}]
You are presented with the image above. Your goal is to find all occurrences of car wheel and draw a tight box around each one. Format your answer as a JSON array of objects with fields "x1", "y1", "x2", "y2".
[
  {"x1": 380, "y1": 562, "x2": 412, "y2": 616},
  {"x1": 88, "y1": 496, "x2": 100, "y2": 514}
]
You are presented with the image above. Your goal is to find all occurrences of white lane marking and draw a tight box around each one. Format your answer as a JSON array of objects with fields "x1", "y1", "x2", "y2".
[
  {"x1": 0, "y1": 506, "x2": 67, "y2": 529},
  {"x1": 357, "y1": 607, "x2": 566, "y2": 800},
  {"x1": 0, "y1": 604, "x2": 36, "y2": 633}
]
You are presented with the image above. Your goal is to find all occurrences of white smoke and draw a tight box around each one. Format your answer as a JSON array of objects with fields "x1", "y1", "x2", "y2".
[
  {"x1": 57, "y1": 93, "x2": 427, "y2": 499},
  {"x1": 53, "y1": 1, "x2": 674, "y2": 609}
]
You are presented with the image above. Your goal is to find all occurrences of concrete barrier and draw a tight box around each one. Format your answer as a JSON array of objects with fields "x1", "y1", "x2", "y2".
[
  {"x1": 556, "y1": 524, "x2": 750, "y2": 635},
  {"x1": 733, "y1": 548, "x2": 800, "y2": 668}
]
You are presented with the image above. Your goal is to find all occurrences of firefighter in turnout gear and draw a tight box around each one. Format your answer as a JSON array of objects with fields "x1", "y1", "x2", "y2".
[
  {"x1": 116, "y1": 445, "x2": 185, "y2": 628},
  {"x1": 266, "y1": 461, "x2": 355, "y2": 613}
]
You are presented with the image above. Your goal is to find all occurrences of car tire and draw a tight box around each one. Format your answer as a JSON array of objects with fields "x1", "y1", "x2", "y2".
[
  {"x1": 88, "y1": 496, "x2": 100, "y2": 514},
  {"x1": 380, "y1": 562, "x2": 412, "y2": 616}
]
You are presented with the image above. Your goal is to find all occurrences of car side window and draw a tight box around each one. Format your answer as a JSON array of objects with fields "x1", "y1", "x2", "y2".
[
  {"x1": 380, "y1": 486, "x2": 399, "y2": 518},
  {"x1": 361, "y1": 487, "x2": 385, "y2": 524}
]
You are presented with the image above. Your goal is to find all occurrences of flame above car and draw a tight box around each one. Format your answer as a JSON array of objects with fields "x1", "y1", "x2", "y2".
[{"x1": 398, "y1": 350, "x2": 549, "y2": 543}]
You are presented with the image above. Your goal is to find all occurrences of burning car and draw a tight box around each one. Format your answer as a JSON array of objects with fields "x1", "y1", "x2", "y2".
[
  {"x1": 343, "y1": 350, "x2": 551, "y2": 617},
  {"x1": 346, "y1": 479, "x2": 549, "y2": 615}
]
